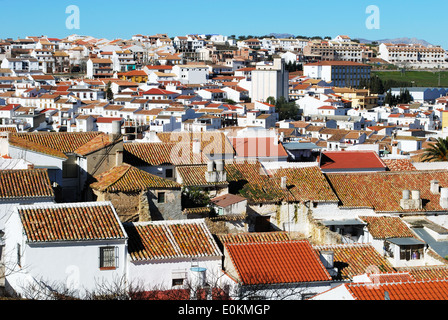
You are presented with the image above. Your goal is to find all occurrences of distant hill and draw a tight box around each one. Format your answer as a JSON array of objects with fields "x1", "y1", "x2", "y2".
[{"x1": 356, "y1": 37, "x2": 434, "y2": 47}]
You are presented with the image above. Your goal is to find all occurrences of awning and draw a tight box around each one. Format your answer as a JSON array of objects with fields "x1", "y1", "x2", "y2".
[
  {"x1": 321, "y1": 219, "x2": 366, "y2": 226},
  {"x1": 386, "y1": 237, "x2": 425, "y2": 246}
]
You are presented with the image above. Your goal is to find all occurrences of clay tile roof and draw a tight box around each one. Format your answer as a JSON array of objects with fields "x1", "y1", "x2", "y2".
[
  {"x1": 157, "y1": 132, "x2": 235, "y2": 156},
  {"x1": 345, "y1": 279, "x2": 448, "y2": 300},
  {"x1": 124, "y1": 142, "x2": 208, "y2": 166},
  {"x1": 359, "y1": 216, "x2": 416, "y2": 239},
  {"x1": 383, "y1": 159, "x2": 417, "y2": 172},
  {"x1": 320, "y1": 151, "x2": 386, "y2": 170},
  {"x1": 177, "y1": 165, "x2": 228, "y2": 187},
  {"x1": 91, "y1": 163, "x2": 180, "y2": 192},
  {"x1": 18, "y1": 202, "x2": 126, "y2": 242},
  {"x1": 225, "y1": 240, "x2": 332, "y2": 285},
  {"x1": 0, "y1": 169, "x2": 54, "y2": 199},
  {"x1": 397, "y1": 266, "x2": 448, "y2": 281},
  {"x1": 230, "y1": 137, "x2": 288, "y2": 159},
  {"x1": 270, "y1": 166, "x2": 339, "y2": 203},
  {"x1": 327, "y1": 170, "x2": 448, "y2": 212},
  {"x1": 124, "y1": 219, "x2": 222, "y2": 261},
  {"x1": 314, "y1": 244, "x2": 395, "y2": 280},
  {"x1": 74, "y1": 133, "x2": 119, "y2": 156},
  {"x1": 210, "y1": 193, "x2": 247, "y2": 208},
  {"x1": 217, "y1": 231, "x2": 291, "y2": 245},
  {"x1": 10, "y1": 132, "x2": 103, "y2": 159}
]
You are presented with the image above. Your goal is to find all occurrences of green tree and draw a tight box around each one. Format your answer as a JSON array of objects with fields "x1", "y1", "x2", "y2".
[
  {"x1": 421, "y1": 138, "x2": 448, "y2": 162},
  {"x1": 106, "y1": 81, "x2": 114, "y2": 101},
  {"x1": 274, "y1": 96, "x2": 300, "y2": 121}
]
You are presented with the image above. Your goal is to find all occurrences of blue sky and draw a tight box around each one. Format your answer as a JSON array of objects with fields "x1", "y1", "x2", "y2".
[{"x1": 1, "y1": 0, "x2": 447, "y2": 48}]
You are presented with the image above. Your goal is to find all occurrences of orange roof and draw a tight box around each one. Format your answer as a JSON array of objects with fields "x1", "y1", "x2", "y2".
[
  {"x1": 359, "y1": 216, "x2": 416, "y2": 239},
  {"x1": 225, "y1": 240, "x2": 332, "y2": 285},
  {"x1": 327, "y1": 170, "x2": 448, "y2": 212},
  {"x1": 0, "y1": 169, "x2": 54, "y2": 199},
  {"x1": 344, "y1": 280, "x2": 448, "y2": 300},
  {"x1": 320, "y1": 151, "x2": 386, "y2": 171},
  {"x1": 230, "y1": 137, "x2": 288, "y2": 159},
  {"x1": 19, "y1": 202, "x2": 126, "y2": 242},
  {"x1": 91, "y1": 163, "x2": 180, "y2": 192},
  {"x1": 124, "y1": 220, "x2": 222, "y2": 261}
]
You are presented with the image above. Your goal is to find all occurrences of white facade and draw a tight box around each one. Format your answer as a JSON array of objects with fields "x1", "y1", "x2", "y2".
[
  {"x1": 4, "y1": 202, "x2": 128, "y2": 298},
  {"x1": 251, "y1": 58, "x2": 289, "y2": 103},
  {"x1": 172, "y1": 65, "x2": 208, "y2": 84}
]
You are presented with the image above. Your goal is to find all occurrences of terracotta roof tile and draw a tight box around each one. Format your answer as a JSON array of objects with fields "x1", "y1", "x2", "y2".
[
  {"x1": 359, "y1": 216, "x2": 416, "y2": 239},
  {"x1": 91, "y1": 163, "x2": 180, "y2": 192},
  {"x1": 217, "y1": 231, "x2": 291, "y2": 245},
  {"x1": 225, "y1": 240, "x2": 332, "y2": 285},
  {"x1": 177, "y1": 165, "x2": 228, "y2": 187},
  {"x1": 19, "y1": 202, "x2": 126, "y2": 242},
  {"x1": 124, "y1": 142, "x2": 208, "y2": 166},
  {"x1": 383, "y1": 159, "x2": 417, "y2": 171},
  {"x1": 0, "y1": 169, "x2": 54, "y2": 199},
  {"x1": 314, "y1": 244, "x2": 395, "y2": 280},
  {"x1": 10, "y1": 132, "x2": 103, "y2": 159},
  {"x1": 124, "y1": 219, "x2": 222, "y2": 261},
  {"x1": 326, "y1": 170, "x2": 448, "y2": 212},
  {"x1": 345, "y1": 280, "x2": 448, "y2": 300},
  {"x1": 397, "y1": 266, "x2": 448, "y2": 281}
]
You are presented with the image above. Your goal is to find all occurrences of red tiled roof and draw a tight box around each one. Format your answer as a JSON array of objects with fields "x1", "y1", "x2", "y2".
[
  {"x1": 397, "y1": 266, "x2": 448, "y2": 281},
  {"x1": 314, "y1": 244, "x2": 395, "y2": 280},
  {"x1": 225, "y1": 240, "x2": 332, "y2": 285},
  {"x1": 0, "y1": 169, "x2": 54, "y2": 199},
  {"x1": 10, "y1": 132, "x2": 103, "y2": 159},
  {"x1": 320, "y1": 151, "x2": 386, "y2": 170},
  {"x1": 210, "y1": 193, "x2": 247, "y2": 208},
  {"x1": 124, "y1": 220, "x2": 222, "y2": 261},
  {"x1": 91, "y1": 163, "x2": 180, "y2": 192},
  {"x1": 217, "y1": 232, "x2": 291, "y2": 245},
  {"x1": 124, "y1": 142, "x2": 208, "y2": 166},
  {"x1": 19, "y1": 202, "x2": 126, "y2": 242},
  {"x1": 383, "y1": 159, "x2": 417, "y2": 172},
  {"x1": 345, "y1": 280, "x2": 448, "y2": 300},
  {"x1": 230, "y1": 137, "x2": 288, "y2": 159},
  {"x1": 327, "y1": 170, "x2": 448, "y2": 212},
  {"x1": 359, "y1": 216, "x2": 416, "y2": 239},
  {"x1": 177, "y1": 164, "x2": 228, "y2": 187}
]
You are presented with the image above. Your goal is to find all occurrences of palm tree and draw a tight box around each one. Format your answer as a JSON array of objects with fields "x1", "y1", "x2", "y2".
[{"x1": 421, "y1": 137, "x2": 448, "y2": 162}]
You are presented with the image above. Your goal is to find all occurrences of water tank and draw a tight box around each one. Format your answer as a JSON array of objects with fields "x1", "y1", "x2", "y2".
[
  {"x1": 215, "y1": 159, "x2": 224, "y2": 172},
  {"x1": 402, "y1": 190, "x2": 410, "y2": 200},
  {"x1": 190, "y1": 267, "x2": 207, "y2": 288},
  {"x1": 411, "y1": 190, "x2": 420, "y2": 200},
  {"x1": 319, "y1": 251, "x2": 334, "y2": 269},
  {"x1": 207, "y1": 160, "x2": 215, "y2": 172},
  {"x1": 441, "y1": 188, "x2": 448, "y2": 199}
]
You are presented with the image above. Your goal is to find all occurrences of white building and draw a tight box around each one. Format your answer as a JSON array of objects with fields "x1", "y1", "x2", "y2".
[
  {"x1": 124, "y1": 219, "x2": 223, "y2": 292},
  {"x1": 251, "y1": 58, "x2": 289, "y2": 103},
  {"x1": 172, "y1": 65, "x2": 209, "y2": 84},
  {"x1": 303, "y1": 61, "x2": 371, "y2": 88},
  {"x1": 4, "y1": 201, "x2": 128, "y2": 298},
  {"x1": 379, "y1": 43, "x2": 448, "y2": 68}
]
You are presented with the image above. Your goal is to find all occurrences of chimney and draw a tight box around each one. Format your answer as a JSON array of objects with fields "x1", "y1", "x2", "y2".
[
  {"x1": 440, "y1": 188, "x2": 448, "y2": 209},
  {"x1": 193, "y1": 139, "x2": 201, "y2": 154},
  {"x1": 281, "y1": 176, "x2": 287, "y2": 189},
  {"x1": 319, "y1": 250, "x2": 338, "y2": 277},
  {"x1": 431, "y1": 180, "x2": 440, "y2": 194},
  {"x1": 400, "y1": 189, "x2": 422, "y2": 210}
]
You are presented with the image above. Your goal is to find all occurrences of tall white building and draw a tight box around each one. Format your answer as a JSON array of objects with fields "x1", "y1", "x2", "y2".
[
  {"x1": 378, "y1": 43, "x2": 448, "y2": 68},
  {"x1": 251, "y1": 58, "x2": 289, "y2": 102},
  {"x1": 303, "y1": 61, "x2": 371, "y2": 88}
]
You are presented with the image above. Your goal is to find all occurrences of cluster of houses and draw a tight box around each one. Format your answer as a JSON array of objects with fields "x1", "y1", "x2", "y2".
[{"x1": 1, "y1": 32, "x2": 448, "y2": 301}]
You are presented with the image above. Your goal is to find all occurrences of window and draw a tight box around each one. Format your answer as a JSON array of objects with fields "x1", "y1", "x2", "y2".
[
  {"x1": 158, "y1": 192, "x2": 166, "y2": 203},
  {"x1": 400, "y1": 245, "x2": 423, "y2": 261},
  {"x1": 99, "y1": 246, "x2": 117, "y2": 269},
  {"x1": 172, "y1": 269, "x2": 187, "y2": 288},
  {"x1": 165, "y1": 169, "x2": 173, "y2": 178}
]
